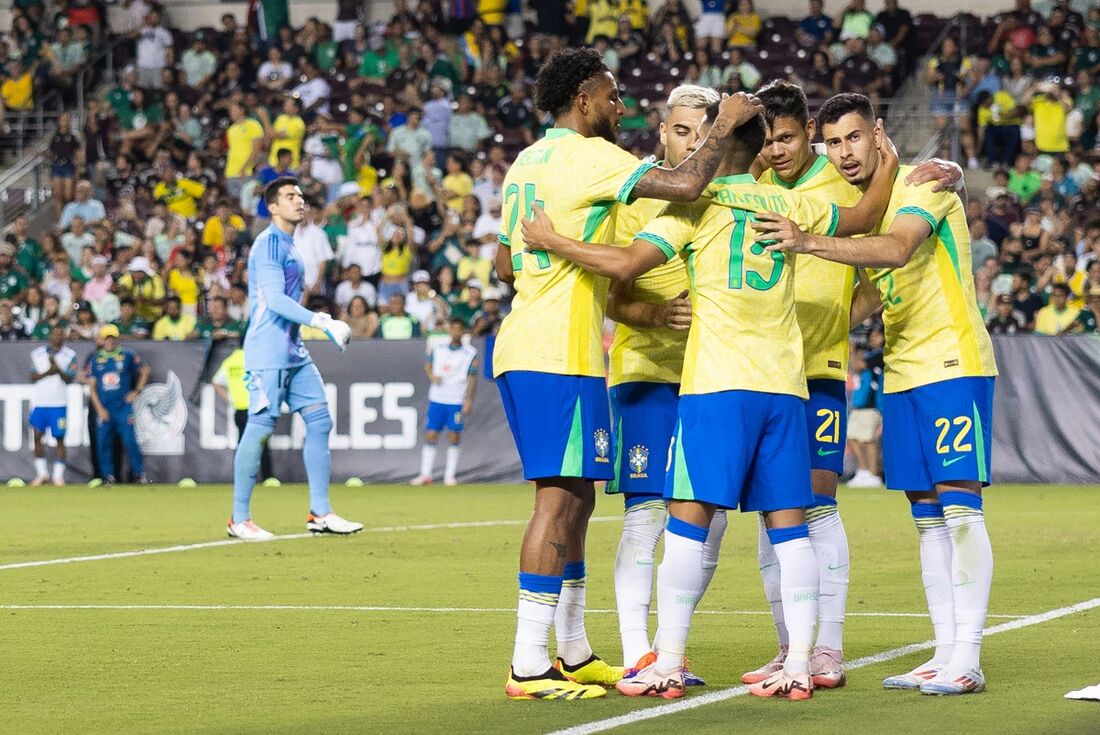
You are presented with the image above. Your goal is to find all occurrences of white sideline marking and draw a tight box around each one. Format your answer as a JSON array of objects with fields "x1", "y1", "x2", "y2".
[
  {"x1": 545, "y1": 597, "x2": 1100, "y2": 735},
  {"x1": 0, "y1": 516, "x2": 622, "y2": 572},
  {"x1": 0, "y1": 604, "x2": 1024, "y2": 620}
]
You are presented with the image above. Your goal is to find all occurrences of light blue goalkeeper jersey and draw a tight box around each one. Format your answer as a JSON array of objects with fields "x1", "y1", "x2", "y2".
[{"x1": 243, "y1": 224, "x2": 317, "y2": 370}]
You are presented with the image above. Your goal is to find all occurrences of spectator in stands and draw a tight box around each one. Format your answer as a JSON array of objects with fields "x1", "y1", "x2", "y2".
[
  {"x1": 153, "y1": 165, "x2": 206, "y2": 220},
  {"x1": 1011, "y1": 267, "x2": 1045, "y2": 329},
  {"x1": 84, "y1": 255, "x2": 113, "y2": 302},
  {"x1": 117, "y1": 256, "x2": 165, "y2": 324},
  {"x1": 166, "y1": 250, "x2": 201, "y2": 318},
  {"x1": 111, "y1": 296, "x2": 150, "y2": 340},
  {"x1": 334, "y1": 263, "x2": 378, "y2": 311},
  {"x1": 193, "y1": 296, "x2": 243, "y2": 341},
  {"x1": 799, "y1": 0, "x2": 834, "y2": 45},
  {"x1": 294, "y1": 203, "x2": 336, "y2": 296},
  {"x1": 59, "y1": 181, "x2": 106, "y2": 230},
  {"x1": 472, "y1": 287, "x2": 504, "y2": 337},
  {"x1": 379, "y1": 227, "x2": 415, "y2": 303},
  {"x1": 801, "y1": 49, "x2": 836, "y2": 99},
  {"x1": 497, "y1": 83, "x2": 537, "y2": 147},
  {"x1": 986, "y1": 293, "x2": 1028, "y2": 334},
  {"x1": 834, "y1": 34, "x2": 887, "y2": 100},
  {"x1": 874, "y1": 0, "x2": 913, "y2": 72},
  {"x1": 1071, "y1": 286, "x2": 1100, "y2": 333},
  {"x1": 726, "y1": 0, "x2": 761, "y2": 49},
  {"x1": 0, "y1": 243, "x2": 27, "y2": 303},
  {"x1": 41, "y1": 255, "x2": 74, "y2": 310},
  {"x1": 0, "y1": 59, "x2": 34, "y2": 126},
  {"x1": 134, "y1": 9, "x2": 173, "y2": 89},
  {"x1": 61, "y1": 217, "x2": 94, "y2": 262},
  {"x1": 379, "y1": 292, "x2": 420, "y2": 339},
  {"x1": 31, "y1": 295, "x2": 66, "y2": 340},
  {"x1": 424, "y1": 79, "x2": 453, "y2": 168},
  {"x1": 1035, "y1": 283, "x2": 1079, "y2": 335},
  {"x1": 225, "y1": 102, "x2": 265, "y2": 198},
  {"x1": 49, "y1": 113, "x2": 81, "y2": 216},
  {"x1": 1023, "y1": 80, "x2": 1073, "y2": 155},
  {"x1": 42, "y1": 26, "x2": 88, "y2": 100},
  {"x1": 696, "y1": 0, "x2": 730, "y2": 54},
  {"x1": 343, "y1": 295, "x2": 379, "y2": 339},
  {"x1": 388, "y1": 108, "x2": 432, "y2": 173},
  {"x1": 451, "y1": 280, "x2": 484, "y2": 327},
  {"x1": 847, "y1": 342, "x2": 883, "y2": 487},
  {"x1": 1025, "y1": 26, "x2": 1066, "y2": 79},
  {"x1": 926, "y1": 37, "x2": 971, "y2": 129},
  {"x1": 1009, "y1": 155, "x2": 1042, "y2": 204},
  {"x1": 866, "y1": 24, "x2": 897, "y2": 80},
  {"x1": 723, "y1": 48, "x2": 762, "y2": 92},
  {"x1": 69, "y1": 300, "x2": 99, "y2": 340},
  {"x1": 405, "y1": 270, "x2": 448, "y2": 333},
  {"x1": 0, "y1": 299, "x2": 26, "y2": 340},
  {"x1": 152, "y1": 296, "x2": 197, "y2": 341},
  {"x1": 449, "y1": 93, "x2": 492, "y2": 153},
  {"x1": 836, "y1": 0, "x2": 874, "y2": 39}
]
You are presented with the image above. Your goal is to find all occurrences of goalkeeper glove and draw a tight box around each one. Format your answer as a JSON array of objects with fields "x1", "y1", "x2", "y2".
[{"x1": 310, "y1": 312, "x2": 352, "y2": 351}]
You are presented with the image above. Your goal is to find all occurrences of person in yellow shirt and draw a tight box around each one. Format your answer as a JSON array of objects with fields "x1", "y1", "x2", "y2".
[
  {"x1": 116, "y1": 256, "x2": 166, "y2": 323},
  {"x1": 756, "y1": 93, "x2": 998, "y2": 697},
  {"x1": 519, "y1": 110, "x2": 897, "y2": 701},
  {"x1": 152, "y1": 296, "x2": 198, "y2": 340},
  {"x1": 1, "y1": 60, "x2": 34, "y2": 113},
  {"x1": 212, "y1": 344, "x2": 274, "y2": 483},
  {"x1": 1025, "y1": 81, "x2": 1072, "y2": 154},
  {"x1": 619, "y1": 0, "x2": 649, "y2": 31},
  {"x1": 166, "y1": 250, "x2": 201, "y2": 317},
  {"x1": 455, "y1": 238, "x2": 492, "y2": 294},
  {"x1": 152, "y1": 167, "x2": 206, "y2": 219},
  {"x1": 585, "y1": 0, "x2": 620, "y2": 44},
  {"x1": 1034, "y1": 283, "x2": 1080, "y2": 334},
  {"x1": 492, "y1": 47, "x2": 762, "y2": 701},
  {"x1": 202, "y1": 200, "x2": 247, "y2": 250},
  {"x1": 442, "y1": 152, "x2": 474, "y2": 211},
  {"x1": 378, "y1": 228, "x2": 414, "y2": 303},
  {"x1": 726, "y1": 0, "x2": 762, "y2": 48},
  {"x1": 266, "y1": 96, "x2": 306, "y2": 167},
  {"x1": 224, "y1": 101, "x2": 265, "y2": 194}
]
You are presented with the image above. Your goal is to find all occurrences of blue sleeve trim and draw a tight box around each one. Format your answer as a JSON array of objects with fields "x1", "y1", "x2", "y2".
[
  {"x1": 616, "y1": 161, "x2": 657, "y2": 204},
  {"x1": 636, "y1": 231, "x2": 676, "y2": 260},
  {"x1": 896, "y1": 205, "x2": 938, "y2": 234}
]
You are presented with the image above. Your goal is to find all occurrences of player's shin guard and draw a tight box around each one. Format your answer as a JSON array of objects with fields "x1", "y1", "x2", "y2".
[
  {"x1": 302, "y1": 406, "x2": 333, "y2": 516},
  {"x1": 419, "y1": 442, "x2": 437, "y2": 479},
  {"x1": 769, "y1": 525, "x2": 818, "y2": 676},
  {"x1": 654, "y1": 517, "x2": 708, "y2": 673},
  {"x1": 807, "y1": 494, "x2": 849, "y2": 651},
  {"x1": 444, "y1": 444, "x2": 460, "y2": 482},
  {"x1": 941, "y1": 492, "x2": 993, "y2": 674},
  {"x1": 615, "y1": 498, "x2": 667, "y2": 666},
  {"x1": 232, "y1": 413, "x2": 275, "y2": 523},
  {"x1": 514, "y1": 572, "x2": 563, "y2": 677},
  {"x1": 758, "y1": 516, "x2": 789, "y2": 647},
  {"x1": 701, "y1": 509, "x2": 727, "y2": 592},
  {"x1": 912, "y1": 502, "x2": 956, "y2": 665},
  {"x1": 554, "y1": 561, "x2": 593, "y2": 666}
]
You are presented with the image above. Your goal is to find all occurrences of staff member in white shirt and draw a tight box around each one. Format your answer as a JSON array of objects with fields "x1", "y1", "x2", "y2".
[{"x1": 28, "y1": 323, "x2": 78, "y2": 485}]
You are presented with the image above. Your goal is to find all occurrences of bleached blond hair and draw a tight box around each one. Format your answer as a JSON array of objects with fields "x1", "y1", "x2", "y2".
[{"x1": 666, "y1": 84, "x2": 721, "y2": 110}]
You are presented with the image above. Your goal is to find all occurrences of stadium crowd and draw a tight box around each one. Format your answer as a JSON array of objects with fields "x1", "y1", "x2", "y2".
[{"x1": 0, "y1": 0, "x2": 1097, "y2": 348}]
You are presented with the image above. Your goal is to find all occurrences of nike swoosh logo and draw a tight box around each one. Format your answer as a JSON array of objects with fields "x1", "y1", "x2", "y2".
[
  {"x1": 817, "y1": 448, "x2": 841, "y2": 456},
  {"x1": 759, "y1": 562, "x2": 778, "y2": 571},
  {"x1": 942, "y1": 456, "x2": 967, "y2": 467},
  {"x1": 827, "y1": 563, "x2": 848, "y2": 570}
]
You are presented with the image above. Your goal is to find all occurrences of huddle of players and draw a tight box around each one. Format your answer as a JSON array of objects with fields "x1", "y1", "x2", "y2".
[{"x1": 494, "y1": 47, "x2": 997, "y2": 702}]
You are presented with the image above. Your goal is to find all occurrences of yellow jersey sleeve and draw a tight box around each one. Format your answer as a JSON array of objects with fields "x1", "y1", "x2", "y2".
[
  {"x1": 607, "y1": 197, "x2": 690, "y2": 386},
  {"x1": 868, "y1": 168, "x2": 998, "y2": 392},
  {"x1": 492, "y1": 130, "x2": 653, "y2": 378},
  {"x1": 758, "y1": 160, "x2": 861, "y2": 381},
  {"x1": 635, "y1": 201, "x2": 701, "y2": 260}
]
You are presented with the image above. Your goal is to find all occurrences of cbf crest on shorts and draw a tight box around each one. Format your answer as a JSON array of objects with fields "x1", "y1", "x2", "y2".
[
  {"x1": 629, "y1": 444, "x2": 649, "y2": 478},
  {"x1": 594, "y1": 428, "x2": 610, "y2": 463}
]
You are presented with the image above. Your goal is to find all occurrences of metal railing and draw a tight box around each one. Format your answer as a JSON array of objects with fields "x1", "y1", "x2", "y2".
[{"x1": 0, "y1": 136, "x2": 53, "y2": 229}]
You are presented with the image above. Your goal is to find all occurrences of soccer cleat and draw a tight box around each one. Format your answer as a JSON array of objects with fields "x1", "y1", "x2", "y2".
[
  {"x1": 30, "y1": 476, "x2": 50, "y2": 487},
  {"x1": 443, "y1": 477, "x2": 459, "y2": 487},
  {"x1": 748, "y1": 670, "x2": 813, "y2": 700},
  {"x1": 410, "y1": 475, "x2": 433, "y2": 486},
  {"x1": 52, "y1": 478, "x2": 66, "y2": 487},
  {"x1": 622, "y1": 651, "x2": 656, "y2": 680},
  {"x1": 810, "y1": 646, "x2": 846, "y2": 689},
  {"x1": 262, "y1": 477, "x2": 282, "y2": 487},
  {"x1": 556, "y1": 654, "x2": 624, "y2": 687},
  {"x1": 306, "y1": 512, "x2": 364, "y2": 534},
  {"x1": 624, "y1": 651, "x2": 704, "y2": 686},
  {"x1": 227, "y1": 518, "x2": 275, "y2": 541},
  {"x1": 505, "y1": 666, "x2": 606, "y2": 700},
  {"x1": 882, "y1": 663, "x2": 943, "y2": 690},
  {"x1": 741, "y1": 646, "x2": 788, "y2": 684},
  {"x1": 920, "y1": 668, "x2": 985, "y2": 696},
  {"x1": 615, "y1": 662, "x2": 684, "y2": 699}
]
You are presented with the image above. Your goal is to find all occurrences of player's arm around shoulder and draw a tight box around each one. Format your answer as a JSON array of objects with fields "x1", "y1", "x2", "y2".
[{"x1": 608, "y1": 278, "x2": 692, "y2": 331}]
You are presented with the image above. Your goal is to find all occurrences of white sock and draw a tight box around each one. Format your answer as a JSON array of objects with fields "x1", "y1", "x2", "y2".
[
  {"x1": 757, "y1": 516, "x2": 789, "y2": 648},
  {"x1": 913, "y1": 503, "x2": 956, "y2": 666},
  {"x1": 513, "y1": 574, "x2": 561, "y2": 677},
  {"x1": 34, "y1": 457, "x2": 48, "y2": 478},
  {"x1": 52, "y1": 460, "x2": 66, "y2": 482},
  {"x1": 942, "y1": 494, "x2": 993, "y2": 674},
  {"x1": 772, "y1": 528, "x2": 819, "y2": 676},
  {"x1": 807, "y1": 498, "x2": 849, "y2": 651},
  {"x1": 419, "y1": 443, "x2": 437, "y2": 478},
  {"x1": 555, "y1": 562, "x2": 593, "y2": 666},
  {"x1": 443, "y1": 445, "x2": 460, "y2": 482},
  {"x1": 654, "y1": 520, "x2": 707, "y2": 673},
  {"x1": 614, "y1": 499, "x2": 666, "y2": 666},
  {"x1": 701, "y1": 509, "x2": 727, "y2": 592}
]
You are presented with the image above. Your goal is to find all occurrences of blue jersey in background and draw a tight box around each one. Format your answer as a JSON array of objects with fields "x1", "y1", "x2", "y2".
[{"x1": 85, "y1": 348, "x2": 143, "y2": 408}]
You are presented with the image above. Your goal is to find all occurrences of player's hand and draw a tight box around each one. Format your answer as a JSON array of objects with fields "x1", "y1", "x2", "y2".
[
  {"x1": 520, "y1": 203, "x2": 560, "y2": 252},
  {"x1": 905, "y1": 158, "x2": 964, "y2": 193},
  {"x1": 311, "y1": 312, "x2": 352, "y2": 351},
  {"x1": 660, "y1": 289, "x2": 692, "y2": 331},
  {"x1": 462, "y1": 399, "x2": 472, "y2": 416},
  {"x1": 96, "y1": 407, "x2": 109, "y2": 422},
  {"x1": 431, "y1": 376, "x2": 443, "y2": 385},
  {"x1": 716, "y1": 92, "x2": 764, "y2": 127},
  {"x1": 125, "y1": 390, "x2": 139, "y2": 404},
  {"x1": 752, "y1": 212, "x2": 813, "y2": 253}
]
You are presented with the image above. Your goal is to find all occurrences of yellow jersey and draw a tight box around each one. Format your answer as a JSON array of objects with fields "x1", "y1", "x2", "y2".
[
  {"x1": 493, "y1": 128, "x2": 655, "y2": 377},
  {"x1": 607, "y1": 195, "x2": 690, "y2": 386},
  {"x1": 636, "y1": 173, "x2": 840, "y2": 398},
  {"x1": 269, "y1": 114, "x2": 306, "y2": 167},
  {"x1": 759, "y1": 155, "x2": 860, "y2": 381},
  {"x1": 213, "y1": 348, "x2": 249, "y2": 411},
  {"x1": 867, "y1": 165, "x2": 998, "y2": 393},
  {"x1": 225, "y1": 118, "x2": 264, "y2": 178}
]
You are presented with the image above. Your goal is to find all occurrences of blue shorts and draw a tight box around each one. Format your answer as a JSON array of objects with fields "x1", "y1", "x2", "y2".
[
  {"x1": 426, "y1": 401, "x2": 465, "y2": 433},
  {"x1": 666, "y1": 390, "x2": 813, "y2": 512},
  {"x1": 29, "y1": 406, "x2": 67, "y2": 439},
  {"x1": 497, "y1": 370, "x2": 615, "y2": 482},
  {"x1": 806, "y1": 378, "x2": 847, "y2": 475},
  {"x1": 607, "y1": 381, "x2": 679, "y2": 497},
  {"x1": 881, "y1": 376, "x2": 995, "y2": 491},
  {"x1": 246, "y1": 363, "x2": 327, "y2": 418}
]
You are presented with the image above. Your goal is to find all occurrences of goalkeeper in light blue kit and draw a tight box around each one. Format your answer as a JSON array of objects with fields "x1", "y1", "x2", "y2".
[{"x1": 227, "y1": 177, "x2": 363, "y2": 540}]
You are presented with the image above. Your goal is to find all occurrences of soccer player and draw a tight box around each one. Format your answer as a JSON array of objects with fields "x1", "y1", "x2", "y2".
[
  {"x1": 494, "y1": 46, "x2": 763, "y2": 700},
  {"x1": 755, "y1": 93, "x2": 998, "y2": 696},
  {"x1": 228, "y1": 177, "x2": 362, "y2": 541},
  {"x1": 28, "y1": 323, "x2": 78, "y2": 486},
  {"x1": 745, "y1": 81, "x2": 966, "y2": 688},
  {"x1": 605, "y1": 84, "x2": 725, "y2": 685},
  {"x1": 521, "y1": 111, "x2": 899, "y2": 700},
  {"x1": 412, "y1": 317, "x2": 479, "y2": 487},
  {"x1": 85, "y1": 324, "x2": 150, "y2": 485}
]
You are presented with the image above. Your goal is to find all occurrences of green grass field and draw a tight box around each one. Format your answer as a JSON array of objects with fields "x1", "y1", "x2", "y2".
[{"x1": 2, "y1": 483, "x2": 1098, "y2": 734}]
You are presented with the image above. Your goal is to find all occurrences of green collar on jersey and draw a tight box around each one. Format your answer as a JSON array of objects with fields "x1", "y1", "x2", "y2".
[
  {"x1": 710, "y1": 173, "x2": 757, "y2": 186},
  {"x1": 771, "y1": 154, "x2": 829, "y2": 189},
  {"x1": 544, "y1": 127, "x2": 580, "y2": 139}
]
